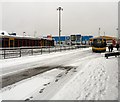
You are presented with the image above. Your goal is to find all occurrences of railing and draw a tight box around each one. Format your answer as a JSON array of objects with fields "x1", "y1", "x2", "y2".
[{"x1": 0, "y1": 45, "x2": 90, "y2": 59}]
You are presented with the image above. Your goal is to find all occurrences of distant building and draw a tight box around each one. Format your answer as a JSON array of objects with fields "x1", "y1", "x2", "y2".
[
  {"x1": 52, "y1": 36, "x2": 70, "y2": 45},
  {"x1": 52, "y1": 34, "x2": 93, "y2": 45},
  {"x1": 0, "y1": 31, "x2": 55, "y2": 48}
]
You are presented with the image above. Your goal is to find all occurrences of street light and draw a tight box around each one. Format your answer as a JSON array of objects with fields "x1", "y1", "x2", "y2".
[{"x1": 57, "y1": 7, "x2": 63, "y2": 47}]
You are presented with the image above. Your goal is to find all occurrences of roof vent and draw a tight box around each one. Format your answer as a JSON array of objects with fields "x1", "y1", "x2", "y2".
[{"x1": 1, "y1": 32, "x2": 4, "y2": 35}]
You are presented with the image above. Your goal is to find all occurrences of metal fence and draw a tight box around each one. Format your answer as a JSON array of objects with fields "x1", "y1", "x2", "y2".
[{"x1": 0, "y1": 45, "x2": 90, "y2": 59}]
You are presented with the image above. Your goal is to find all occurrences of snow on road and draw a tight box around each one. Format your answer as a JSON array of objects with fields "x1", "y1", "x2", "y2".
[
  {"x1": 0, "y1": 48, "x2": 91, "y2": 76},
  {"x1": 0, "y1": 48, "x2": 118, "y2": 100}
]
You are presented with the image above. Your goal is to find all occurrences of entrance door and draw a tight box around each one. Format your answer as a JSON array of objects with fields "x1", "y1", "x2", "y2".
[{"x1": 9, "y1": 38, "x2": 14, "y2": 47}]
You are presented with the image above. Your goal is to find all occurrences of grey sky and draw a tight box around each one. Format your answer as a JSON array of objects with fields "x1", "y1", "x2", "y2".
[{"x1": 2, "y1": 2, "x2": 118, "y2": 37}]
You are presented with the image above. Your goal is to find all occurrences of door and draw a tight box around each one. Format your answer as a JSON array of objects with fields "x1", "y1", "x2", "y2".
[{"x1": 9, "y1": 38, "x2": 14, "y2": 47}]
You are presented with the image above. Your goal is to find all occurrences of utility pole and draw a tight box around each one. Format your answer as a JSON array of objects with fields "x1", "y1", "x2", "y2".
[
  {"x1": 23, "y1": 32, "x2": 26, "y2": 36},
  {"x1": 98, "y1": 27, "x2": 101, "y2": 37},
  {"x1": 34, "y1": 31, "x2": 37, "y2": 37},
  {"x1": 57, "y1": 7, "x2": 63, "y2": 47},
  {"x1": 116, "y1": 28, "x2": 118, "y2": 39},
  {"x1": 104, "y1": 32, "x2": 105, "y2": 36}
]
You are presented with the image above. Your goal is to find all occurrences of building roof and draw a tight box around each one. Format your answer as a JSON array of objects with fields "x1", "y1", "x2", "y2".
[
  {"x1": 52, "y1": 36, "x2": 70, "y2": 41},
  {"x1": 0, "y1": 31, "x2": 53, "y2": 41},
  {"x1": 89, "y1": 36, "x2": 116, "y2": 41}
]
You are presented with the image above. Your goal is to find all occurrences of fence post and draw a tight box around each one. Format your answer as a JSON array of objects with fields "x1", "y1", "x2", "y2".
[
  {"x1": 19, "y1": 48, "x2": 21, "y2": 57},
  {"x1": 60, "y1": 46, "x2": 61, "y2": 52},
  {"x1": 49, "y1": 46, "x2": 50, "y2": 53},
  {"x1": 41, "y1": 47, "x2": 42, "y2": 54},
  {"x1": 31, "y1": 48, "x2": 33, "y2": 55},
  {"x1": 55, "y1": 46, "x2": 56, "y2": 52},
  {"x1": 4, "y1": 49, "x2": 5, "y2": 59}
]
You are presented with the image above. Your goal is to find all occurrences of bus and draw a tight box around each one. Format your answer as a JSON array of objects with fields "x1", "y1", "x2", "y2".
[{"x1": 91, "y1": 38, "x2": 107, "y2": 52}]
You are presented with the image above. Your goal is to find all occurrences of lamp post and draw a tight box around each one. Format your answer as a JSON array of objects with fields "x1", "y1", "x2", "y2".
[{"x1": 57, "y1": 7, "x2": 63, "y2": 47}]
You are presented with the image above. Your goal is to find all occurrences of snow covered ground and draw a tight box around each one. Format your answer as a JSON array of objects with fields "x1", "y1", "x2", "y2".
[{"x1": 0, "y1": 47, "x2": 118, "y2": 100}]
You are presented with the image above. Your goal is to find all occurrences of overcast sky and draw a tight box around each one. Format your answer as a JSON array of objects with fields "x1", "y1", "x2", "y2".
[{"x1": 1, "y1": 1, "x2": 118, "y2": 37}]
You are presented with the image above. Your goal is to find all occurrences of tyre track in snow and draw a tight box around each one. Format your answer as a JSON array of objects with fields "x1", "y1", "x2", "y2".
[
  {"x1": 28, "y1": 51, "x2": 102, "y2": 100},
  {"x1": 2, "y1": 49, "x2": 93, "y2": 76},
  {"x1": 1, "y1": 48, "x2": 107, "y2": 100},
  {"x1": 1, "y1": 49, "x2": 97, "y2": 88}
]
